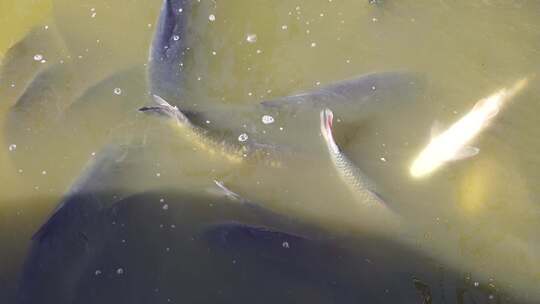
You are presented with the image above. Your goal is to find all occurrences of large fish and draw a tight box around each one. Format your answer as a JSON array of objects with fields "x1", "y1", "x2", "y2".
[
  {"x1": 410, "y1": 78, "x2": 528, "y2": 178},
  {"x1": 139, "y1": 94, "x2": 285, "y2": 168},
  {"x1": 145, "y1": 0, "x2": 424, "y2": 160},
  {"x1": 17, "y1": 145, "x2": 508, "y2": 303}
]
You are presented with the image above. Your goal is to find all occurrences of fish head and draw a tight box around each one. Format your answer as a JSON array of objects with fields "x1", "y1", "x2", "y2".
[{"x1": 320, "y1": 108, "x2": 340, "y2": 154}]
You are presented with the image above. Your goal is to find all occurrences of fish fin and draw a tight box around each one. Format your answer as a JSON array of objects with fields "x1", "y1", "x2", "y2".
[
  {"x1": 452, "y1": 146, "x2": 479, "y2": 161},
  {"x1": 430, "y1": 120, "x2": 444, "y2": 138},
  {"x1": 210, "y1": 180, "x2": 246, "y2": 203},
  {"x1": 138, "y1": 94, "x2": 190, "y2": 124}
]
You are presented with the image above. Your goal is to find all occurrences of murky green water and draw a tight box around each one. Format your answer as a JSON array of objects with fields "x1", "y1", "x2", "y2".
[{"x1": 1, "y1": 0, "x2": 540, "y2": 303}]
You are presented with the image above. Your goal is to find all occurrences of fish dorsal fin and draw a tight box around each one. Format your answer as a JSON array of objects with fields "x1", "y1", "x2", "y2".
[{"x1": 451, "y1": 146, "x2": 480, "y2": 161}]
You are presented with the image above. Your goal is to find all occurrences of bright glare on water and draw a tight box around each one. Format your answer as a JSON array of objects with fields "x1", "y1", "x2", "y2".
[{"x1": 1, "y1": 1, "x2": 540, "y2": 303}]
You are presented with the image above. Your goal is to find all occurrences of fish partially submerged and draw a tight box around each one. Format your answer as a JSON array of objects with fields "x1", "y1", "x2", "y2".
[
  {"x1": 410, "y1": 78, "x2": 528, "y2": 178},
  {"x1": 18, "y1": 144, "x2": 505, "y2": 303},
  {"x1": 139, "y1": 94, "x2": 284, "y2": 168}
]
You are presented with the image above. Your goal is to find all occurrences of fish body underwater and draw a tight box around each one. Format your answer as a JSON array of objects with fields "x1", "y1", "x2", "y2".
[
  {"x1": 4, "y1": 0, "x2": 538, "y2": 303},
  {"x1": 410, "y1": 78, "x2": 528, "y2": 178},
  {"x1": 16, "y1": 143, "x2": 517, "y2": 304}
]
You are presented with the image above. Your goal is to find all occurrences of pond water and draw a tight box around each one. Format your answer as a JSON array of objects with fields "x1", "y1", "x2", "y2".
[{"x1": 1, "y1": 0, "x2": 539, "y2": 303}]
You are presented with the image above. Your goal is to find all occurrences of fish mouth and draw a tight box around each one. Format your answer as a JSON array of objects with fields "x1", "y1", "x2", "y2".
[
  {"x1": 320, "y1": 108, "x2": 341, "y2": 154},
  {"x1": 320, "y1": 108, "x2": 334, "y2": 138}
]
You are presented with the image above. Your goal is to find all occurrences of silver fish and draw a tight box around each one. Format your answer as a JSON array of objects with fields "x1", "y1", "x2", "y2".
[{"x1": 320, "y1": 108, "x2": 391, "y2": 211}]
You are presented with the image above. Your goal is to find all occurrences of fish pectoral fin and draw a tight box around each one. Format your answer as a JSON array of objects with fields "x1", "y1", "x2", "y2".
[
  {"x1": 138, "y1": 95, "x2": 189, "y2": 123},
  {"x1": 451, "y1": 146, "x2": 480, "y2": 161},
  {"x1": 430, "y1": 120, "x2": 444, "y2": 138},
  {"x1": 210, "y1": 180, "x2": 246, "y2": 203}
]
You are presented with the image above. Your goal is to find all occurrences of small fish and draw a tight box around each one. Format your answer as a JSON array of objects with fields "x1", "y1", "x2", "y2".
[
  {"x1": 410, "y1": 78, "x2": 528, "y2": 178},
  {"x1": 139, "y1": 95, "x2": 283, "y2": 167},
  {"x1": 320, "y1": 108, "x2": 388, "y2": 209}
]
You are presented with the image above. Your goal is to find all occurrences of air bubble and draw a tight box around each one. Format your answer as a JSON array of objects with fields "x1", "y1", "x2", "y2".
[
  {"x1": 208, "y1": 14, "x2": 216, "y2": 21},
  {"x1": 8, "y1": 144, "x2": 16, "y2": 152},
  {"x1": 173, "y1": 35, "x2": 180, "y2": 41},
  {"x1": 113, "y1": 88, "x2": 122, "y2": 95},
  {"x1": 261, "y1": 115, "x2": 274, "y2": 124},
  {"x1": 162, "y1": 204, "x2": 169, "y2": 210},
  {"x1": 238, "y1": 133, "x2": 249, "y2": 142},
  {"x1": 116, "y1": 268, "x2": 124, "y2": 275},
  {"x1": 282, "y1": 241, "x2": 290, "y2": 248},
  {"x1": 246, "y1": 33, "x2": 257, "y2": 43},
  {"x1": 33, "y1": 54, "x2": 43, "y2": 61}
]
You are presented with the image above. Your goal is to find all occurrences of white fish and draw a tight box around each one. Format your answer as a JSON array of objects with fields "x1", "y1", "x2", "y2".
[{"x1": 410, "y1": 78, "x2": 528, "y2": 178}]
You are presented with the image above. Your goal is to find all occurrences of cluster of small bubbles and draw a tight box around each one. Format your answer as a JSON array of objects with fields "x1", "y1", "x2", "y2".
[
  {"x1": 281, "y1": 25, "x2": 288, "y2": 30},
  {"x1": 94, "y1": 269, "x2": 102, "y2": 276},
  {"x1": 113, "y1": 87, "x2": 122, "y2": 95},
  {"x1": 246, "y1": 33, "x2": 257, "y2": 43},
  {"x1": 173, "y1": 35, "x2": 180, "y2": 41},
  {"x1": 116, "y1": 268, "x2": 124, "y2": 275},
  {"x1": 33, "y1": 54, "x2": 46, "y2": 63},
  {"x1": 380, "y1": 157, "x2": 387, "y2": 162},
  {"x1": 8, "y1": 144, "x2": 17, "y2": 152},
  {"x1": 90, "y1": 8, "x2": 96, "y2": 18},
  {"x1": 238, "y1": 133, "x2": 248, "y2": 142},
  {"x1": 208, "y1": 14, "x2": 216, "y2": 21},
  {"x1": 282, "y1": 241, "x2": 290, "y2": 248},
  {"x1": 473, "y1": 281, "x2": 480, "y2": 287},
  {"x1": 261, "y1": 115, "x2": 274, "y2": 124},
  {"x1": 162, "y1": 204, "x2": 169, "y2": 210}
]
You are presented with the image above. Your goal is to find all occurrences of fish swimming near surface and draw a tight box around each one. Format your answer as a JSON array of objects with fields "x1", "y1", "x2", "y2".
[
  {"x1": 410, "y1": 78, "x2": 529, "y2": 178},
  {"x1": 139, "y1": 94, "x2": 285, "y2": 168},
  {"x1": 320, "y1": 108, "x2": 392, "y2": 212},
  {"x1": 17, "y1": 144, "x2": 507, "y2": 303}
]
